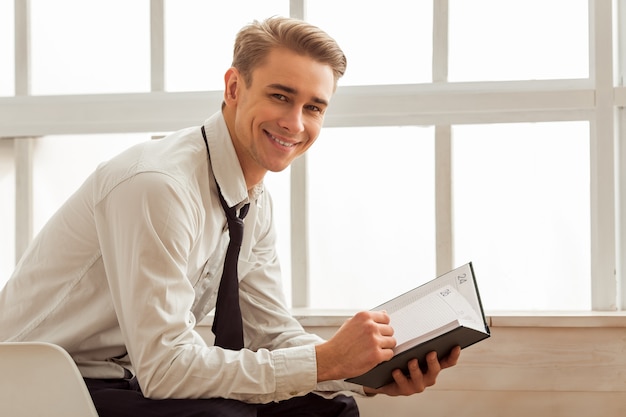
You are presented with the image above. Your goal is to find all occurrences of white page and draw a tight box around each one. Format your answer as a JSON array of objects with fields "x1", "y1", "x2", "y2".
[
  {"x1": 390, "y1": 284, "x2": 484, "y2": 353},
  {"x1": 378, "y1": 264, "x2": 481, "y2": 317}
]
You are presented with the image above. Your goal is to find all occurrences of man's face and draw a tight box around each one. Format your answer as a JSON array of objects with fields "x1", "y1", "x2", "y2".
[{"x1": 224, "y1": 47, "x2": 335, "y2": 184}]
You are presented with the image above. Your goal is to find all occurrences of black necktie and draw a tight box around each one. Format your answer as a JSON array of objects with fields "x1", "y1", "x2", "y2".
[{"x1": 212, "y1": 189, "x2": 250, "y2": 350}]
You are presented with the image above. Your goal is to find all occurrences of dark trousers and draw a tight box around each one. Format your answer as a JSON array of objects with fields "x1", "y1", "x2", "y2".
[{"x1": 84, "y1": 378, "x2": 359, "y2": 417}]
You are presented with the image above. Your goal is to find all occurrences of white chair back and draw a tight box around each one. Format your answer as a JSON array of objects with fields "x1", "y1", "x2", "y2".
[{"x1": 0, "y1": 341, "x2": 99, "y2": 416}]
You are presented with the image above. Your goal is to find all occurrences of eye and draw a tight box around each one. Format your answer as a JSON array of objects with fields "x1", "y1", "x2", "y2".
[
  {"x1": 272, "y1": 93, "x2": 287, "y2": 101},
  {"x1": 306, "y1": 104, "x2": 323, "y2": 113}
]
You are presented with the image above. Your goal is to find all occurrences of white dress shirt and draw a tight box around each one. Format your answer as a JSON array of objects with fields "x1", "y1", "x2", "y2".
[{"x1": 0, "y1": 111, "x2": 362, "y2": 403}]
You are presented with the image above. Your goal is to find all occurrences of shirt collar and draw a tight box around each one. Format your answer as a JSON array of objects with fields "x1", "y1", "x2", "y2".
[{"x1": 202, "y1": 112, "x2": 264, "y2": 207}]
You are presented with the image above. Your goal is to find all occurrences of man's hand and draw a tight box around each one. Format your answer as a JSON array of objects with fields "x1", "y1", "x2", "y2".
[
  {"x1": 315, "y1": 311, "x2": 396, "y2": 382},
  {"x1": 363, "y1": 346, "x2": 461, "y2": 396}
]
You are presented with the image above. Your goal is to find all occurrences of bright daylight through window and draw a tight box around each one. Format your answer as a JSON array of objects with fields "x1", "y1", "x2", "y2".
[{"x1": 0, "y1": 0, "x2": 608, "y2": 312}]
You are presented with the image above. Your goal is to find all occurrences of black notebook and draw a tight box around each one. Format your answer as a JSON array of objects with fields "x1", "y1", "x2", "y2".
[{"x1": 346, "y1": 262, "x2": 490, "y2": 388}]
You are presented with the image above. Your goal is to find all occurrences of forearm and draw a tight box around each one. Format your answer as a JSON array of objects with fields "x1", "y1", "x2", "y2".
[{"x1": 130, "y1": 334, "x2": 318, "y2": 403}]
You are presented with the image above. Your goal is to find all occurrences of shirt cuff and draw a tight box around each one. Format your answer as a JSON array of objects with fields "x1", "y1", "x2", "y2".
[
  {"x1": 272, "y1": 344, "x2": 318, "y2": 400},
  {"x1": 315, "y1": 380, "x2": 366, "y2": 398}
]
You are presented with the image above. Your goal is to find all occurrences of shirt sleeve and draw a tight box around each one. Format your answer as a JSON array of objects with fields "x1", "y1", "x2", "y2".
[
  {"x1": 93, "y1": 171, "x2": 306, "y2": 402},
  {"x1": 236, "y1": 191, "x2": 367, "y2": 402}
]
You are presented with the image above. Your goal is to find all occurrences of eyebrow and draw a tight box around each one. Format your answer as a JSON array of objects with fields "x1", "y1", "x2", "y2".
[{"x1": 267, "y1": 83, "x2": 329, "y2": 107}]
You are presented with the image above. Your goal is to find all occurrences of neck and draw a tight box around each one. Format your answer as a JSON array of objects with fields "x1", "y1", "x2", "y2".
[{"x1": 222, "y1": 108, "x2": 267, "y2": 191}]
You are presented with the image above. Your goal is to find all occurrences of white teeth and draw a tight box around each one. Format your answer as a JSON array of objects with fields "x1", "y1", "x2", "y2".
[{"x1": 270, "y1": 134, "x2": 295, "y2": 147}]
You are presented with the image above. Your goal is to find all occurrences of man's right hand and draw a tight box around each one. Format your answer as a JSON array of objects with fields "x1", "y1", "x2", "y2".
[{"x1": 314, "y1": 310, "x2": 396, "y2": 382}]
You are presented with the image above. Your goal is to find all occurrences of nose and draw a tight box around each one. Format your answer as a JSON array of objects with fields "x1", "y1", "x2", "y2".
[{"x1": 278, "y1": 106, "x2": 305, "y2": 134}]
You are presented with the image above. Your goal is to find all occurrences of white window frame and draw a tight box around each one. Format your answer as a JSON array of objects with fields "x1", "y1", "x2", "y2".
[{"x1": 1, "y1": 0, "x2": 624, "y2": 311}]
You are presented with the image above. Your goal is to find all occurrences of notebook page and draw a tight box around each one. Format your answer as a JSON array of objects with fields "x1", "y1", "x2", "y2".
[
  {"x1": 379, "y1": 264, "x2": 480, "y2": 319},
  {"x1": 390, "y1": 285, "x2": 483, "y2": 353}
]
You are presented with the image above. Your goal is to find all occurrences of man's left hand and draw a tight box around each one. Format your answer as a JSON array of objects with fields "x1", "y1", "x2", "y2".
[{"x1": 362, "y1": 346, "x2": 461, "y2": 396}]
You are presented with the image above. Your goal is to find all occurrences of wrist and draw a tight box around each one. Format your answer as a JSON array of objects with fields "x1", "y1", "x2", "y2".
[{"x1": 315, "y1": 342, "x2": 340, "y2": 382}]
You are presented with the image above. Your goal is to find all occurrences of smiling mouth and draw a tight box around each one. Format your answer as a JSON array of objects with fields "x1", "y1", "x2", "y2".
[{"x1": 267, "y1": 131, "x2": 296, "y2": 148}]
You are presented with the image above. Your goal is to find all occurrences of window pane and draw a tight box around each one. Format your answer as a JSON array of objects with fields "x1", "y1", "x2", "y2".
[
  {"x1": 32, "y1": 134, "x2": 150, "y2": 233},
  {"x1": 308, "y1": 126, "x2": 436, "y2": 310},
  {"x1": 263, "y1": 168, "x2": 292, "y2": 307},
  {"x1": 452, "y1": 122, "x2": 591, "y2": 311},
  {"x1": 30, "y1": 0, "x2": 150, "y2": 95},
  {"x1": 0, "y1": 0, "x2": 13, "y2": 96},
  {"x1": 449, "y1": 0, "x2": 588, "y2": 81},
  {"x1": 0, "y1": 140, "x2": 15, "y2": 289},
  {"x1": 306, "y1": 0, "x2": 432, "y2": 86},
  {"x1": 165, "y1": 0, "x2": 289, "y2": 92}
]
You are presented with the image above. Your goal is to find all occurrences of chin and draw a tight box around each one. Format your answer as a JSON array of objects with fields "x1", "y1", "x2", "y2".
[{"x1": 267, "y1": 164, "x2": 290, "y2": 173}]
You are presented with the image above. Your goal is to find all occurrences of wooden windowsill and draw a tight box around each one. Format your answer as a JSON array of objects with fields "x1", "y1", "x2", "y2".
[
  {"x1": 198, "y1": 309, "x2": 626, "y2": 328},
  {"x1": 290, "y1": 309, "x2": 626, "y2": 328}
]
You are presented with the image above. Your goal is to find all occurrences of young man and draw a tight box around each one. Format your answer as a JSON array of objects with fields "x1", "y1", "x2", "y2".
[{"x1": 0, "y1": 17, "x2": 459, "y2": 416}]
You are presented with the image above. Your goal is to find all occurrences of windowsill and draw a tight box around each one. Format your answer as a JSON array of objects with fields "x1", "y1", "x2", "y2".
[
  {"x1": 289, "y1": 309, "x2": 626, "y2": 328},
  {"x1": 484, "y1": 310, "x2": 626, "y2": 327},
  {"x1": 197, "y1": 309, "x2": 626, "y2": 328}
]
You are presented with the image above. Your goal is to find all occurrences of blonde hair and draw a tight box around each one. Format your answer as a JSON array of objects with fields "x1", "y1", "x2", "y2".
[{"x1": 232, "y1": 16, "x2": 347, "y2": 90}]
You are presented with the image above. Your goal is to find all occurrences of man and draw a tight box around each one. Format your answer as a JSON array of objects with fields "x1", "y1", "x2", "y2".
[{"x1": 0, "y1": 17, "x2": 459, "y2": 416}]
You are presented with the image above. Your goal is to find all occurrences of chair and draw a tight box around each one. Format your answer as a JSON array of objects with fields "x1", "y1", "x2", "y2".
[{"x1": 0, "y1": 341, "x2": 99, "y2": 416}]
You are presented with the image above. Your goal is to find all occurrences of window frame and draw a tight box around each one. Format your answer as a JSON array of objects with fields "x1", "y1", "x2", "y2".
[{"x1": 1, "y1": 0, "x2": 624, "y2": 311}]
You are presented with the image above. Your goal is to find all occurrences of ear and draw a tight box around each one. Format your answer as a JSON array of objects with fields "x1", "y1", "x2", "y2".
[{"x1": 224, "y1": 67, "x2": 240, "y2": 106}]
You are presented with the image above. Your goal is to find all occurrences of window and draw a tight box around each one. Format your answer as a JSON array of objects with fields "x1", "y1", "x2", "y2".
[
  {"x1": 306, "y1": 0, "x2": 433, "y2": 86},
  {"x1": 1, "y1": 1, "x2": 622, "y2": 312},
  {"x1": 453, "y1": 122, "x2": 591, "y2": 310},
  {"x1": 0, "y1": 0, "x2": 13, "y2": 96},
  {"x1": 30, "y1": 0, "x2": 150, "y2": 95},
  {"x1": 308, "y1": 126, "x2": 436, "y2": 309},
  {"x1": 448, "y1": 0, "x2": 589, "y2": 81},
  {"x1": 0, "y1": 140, "x2": 14, "y2": 280},
  {"x1": 263, "y1": 167, "x2": 292, "y2": 301},
  {"x1": 165, "y1": 0, "x2": 289, "y2": 92}
]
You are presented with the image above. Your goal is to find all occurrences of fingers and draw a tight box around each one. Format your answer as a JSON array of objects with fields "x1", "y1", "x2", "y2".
[
  {"x1": 355, "y1": 310, "x2": 395, "y2": 348},
  {"x1": 388, "y1": 354, "x2": 438, "y2": 395},
  {"x1": 370, "y1": 310, "x2": 391, "y2": 324},
  {"x1": 374, "y1": 313, "x2": 396, "y2": 352},
  {"x1": 378, "y1": 322, "x2": 395, "y2": 338},
  {"x1": 370, "y1": 310, "x2": 394, "y2": 340},
  {"x1": 440, "y1": 345, "x2": 461, "y2": 369},
  {"x1": 377, "y1": 330, "x2": 396, "y2": 360},
  {"x1": 383, "y1": 348, "x2": 461, "y2": 396},
  {"x1": 397, "y1": 359, "x2": 427, "y2": 394},
  {"x1": 420, "y1": 351, "x2": 442, "y2": 386},
  {"x1": 318, "y1": 311, "x2": 412, "y2": 382}
]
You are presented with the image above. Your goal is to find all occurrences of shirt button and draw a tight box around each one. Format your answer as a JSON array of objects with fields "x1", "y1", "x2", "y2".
[{"x1": 289, "y1": 391, "x2": 298, "y2": 396}]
